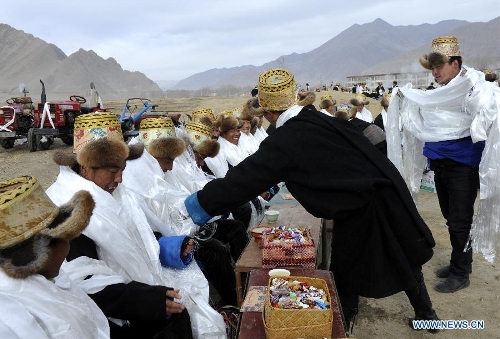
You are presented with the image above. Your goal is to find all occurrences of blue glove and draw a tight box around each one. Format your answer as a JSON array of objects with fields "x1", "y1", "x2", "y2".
[
  {"x1": 158, "y1": 235, "x2": 193, "y2": 269},
  {"x1": 185, "y1": 192, "x2": 212, "y2": 226}
]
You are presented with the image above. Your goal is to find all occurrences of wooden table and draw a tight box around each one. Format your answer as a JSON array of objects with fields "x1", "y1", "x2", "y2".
[
  {"x1": 237, "y1": 268, "x2": 346, "y2": 339},
  {"x1": 235, "y1": 202, "x2": 323, "y2": 306}
]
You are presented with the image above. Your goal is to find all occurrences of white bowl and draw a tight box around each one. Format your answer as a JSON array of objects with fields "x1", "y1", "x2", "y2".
[
  {"x1": 264, "y1": 210, "x2": 280, "y2": 223},
  {"x1": 268, "y1": 268, "x2": 291, "y2": 277}
]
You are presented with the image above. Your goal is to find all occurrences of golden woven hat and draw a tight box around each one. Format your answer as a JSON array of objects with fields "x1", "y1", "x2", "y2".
[
  {"x1": 192, "y1": 108, "x2": 216, "y2": 122},
  {"x1": 138, "y1": 117, "x2": 176, "y2": 147},
  {"x1": 0, "y1": 176, "x2": 95, "y2": 278},
  {"x1": 320, "y1": 94, "x2": 333, "y2": 101},
  {"x1": 185, "y1": 121, "x2": 211, "y2": 147},
  {"x1": 431, "y1": 36, "x2": 461, "y2": 58},
  {"x1": 258, "y1": 68, "x2": 296, "y2": 111},
  {"x1": 73, "y1": 112, "x2": 123, "y2": 153}
]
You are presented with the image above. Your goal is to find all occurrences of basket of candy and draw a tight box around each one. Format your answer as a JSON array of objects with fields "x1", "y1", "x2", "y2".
[
  {"x1": 261, "y1": 225, "x2": 315, "y2": 268},
  {"x1": 263, "y1": 276, "x2": 333, "y2": 339}
]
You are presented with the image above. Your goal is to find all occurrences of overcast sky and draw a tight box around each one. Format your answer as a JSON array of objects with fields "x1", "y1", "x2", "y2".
[{"x1": 2, "y1": 0, "x2": 499, "y2": 82}]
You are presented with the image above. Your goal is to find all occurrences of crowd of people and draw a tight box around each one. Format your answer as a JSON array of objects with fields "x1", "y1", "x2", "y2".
[{"x1": 1, "y1": 35, "x2": 499, "y2": 338}]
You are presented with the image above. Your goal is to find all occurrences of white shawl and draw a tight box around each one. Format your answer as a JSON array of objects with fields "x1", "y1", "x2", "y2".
[
  {"x1": 0, "y1": 270, "x2": 109, "y2": 339},
  {"x1": 386, "y1": 65, "x2": 500, "y2": 264},
  {"x1": 46, "y1": 167, "x2": 227, "y2": 339}
]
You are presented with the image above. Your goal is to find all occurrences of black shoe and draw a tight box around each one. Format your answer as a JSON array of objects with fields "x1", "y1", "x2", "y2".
[
  {"x1": 435, "y1": 266, "x2": 450, "y2": 278},
  {"x1": 435, "y1": 276, "x2": 470, "y2": 293},
  {"x1": 435, "y1": 266, "x2": 472, "y2": 279},
  {"x1": 408, "y1": 317, "x2": 441, "y2": 334}
]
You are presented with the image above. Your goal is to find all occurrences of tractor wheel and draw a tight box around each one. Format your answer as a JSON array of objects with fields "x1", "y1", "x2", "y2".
[
  {"x1": 28, "y1": 128, "x2": 37, "y2": 152},
  {"x1": 0, "y1": 138, "x2": 15, "y2": 149},
  {"x1": 36, "y1": 135, "x2": 51, "y2": 151},
  {"x1": 60, "y1": 135, "x2": 74, "y2": 145}
]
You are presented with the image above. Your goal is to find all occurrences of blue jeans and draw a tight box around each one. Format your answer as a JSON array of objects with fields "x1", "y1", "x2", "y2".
[{"x1": 430, "y1": 159, "x2": 479, "y2": 278}]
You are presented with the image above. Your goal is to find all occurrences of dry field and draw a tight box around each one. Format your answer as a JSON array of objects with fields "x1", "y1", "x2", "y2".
[{"x1": 1, "y1": 91, "x2": 499, "y2": 339}]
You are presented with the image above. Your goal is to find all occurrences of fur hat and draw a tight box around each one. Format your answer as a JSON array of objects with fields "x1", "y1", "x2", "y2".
[
  {"x1": 240, "y1": 97, "x2": 264, "y2": 120},
  {"x1": 380, "y1": 97, "x2": 390, "y2": 109},
  {"x1": 420, "y1": 36, "x2": 461, "y2": 70},
  {"x1": 258, "y1": 68, "x2": 296, "y2": 112},
  {"x1": 483, "y1": 69, "x2": 498, "y2": 82},
  {"x1": 319, "y1": 94, "x2": 336, "y2": 109},
  {"x1": 297, "y1": 91, "x2": 316, "y2": 106},
  {"x1": 350, "y1": 95, "x2": 370, "y2": 106},
  {"x1": 53, "y1": 137, "x2": 144, "y2": 169},
  {"x1": 148, "y1": 137, "x2": 186, "y2": 160},
  {"x1": 216, "y1": 115, "x2": 239, "y2": 133},
  {"x1": 184, "y1": 122, "x2": 220, "y2": 158},
  {"x1": 0, "y1": 176, "x2": 95, "y2": 278}
]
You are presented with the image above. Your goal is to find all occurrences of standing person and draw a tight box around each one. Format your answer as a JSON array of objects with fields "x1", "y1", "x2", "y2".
[
  {"x1": 386, "y1": 36, "x2": 500, "y2": 293},
  {"x1": 306, "y1": 82, "x2": 309, "y2": 91},
  {"x1": 183, "y1": 68, "x2": 440, "y2": 334},
  {"x1": 0, "y1": 176, "x2": 110, "y2": 339},
  {"x1": 374, "y1": 95, "x2": 390, "y2": 131}
]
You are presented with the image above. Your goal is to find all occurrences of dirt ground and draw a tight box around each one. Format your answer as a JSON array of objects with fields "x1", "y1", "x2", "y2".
[{"x1": 1, "y1": 93, "x2": 499, "y2": 339}]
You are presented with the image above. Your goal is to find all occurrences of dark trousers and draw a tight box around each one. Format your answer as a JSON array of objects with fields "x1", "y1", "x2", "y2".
[
  {"x1": 110, "y1": 309, "x2": 193, "y2": 339},
  {"x1": 430, "y1": 159, "x2": 478, "y2": 278},
  {"x1": 195, "y1": 219, "x2": 248, "y2": 306},
  {"x1": 339, "y1": 266, "x2": 436, "y2": 330}
]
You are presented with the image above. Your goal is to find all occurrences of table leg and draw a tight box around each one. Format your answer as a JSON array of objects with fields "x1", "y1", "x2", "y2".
[{"x1": 235, "y1": 269, "x2": 243, "y2": 306}]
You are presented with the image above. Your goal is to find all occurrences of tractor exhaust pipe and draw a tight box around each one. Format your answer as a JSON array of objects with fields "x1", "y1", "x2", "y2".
[{"x1": 40, "y1": 79, "x2": 46, "y2": 104}]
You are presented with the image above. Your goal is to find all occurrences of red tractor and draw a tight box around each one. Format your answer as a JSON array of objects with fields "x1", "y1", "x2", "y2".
[
  {"x1": 0, "y1": 94, "x2": 35, "y2": 149},
  {"x1": 28, "y1": 80, "x2": 108, "y2": 151}
]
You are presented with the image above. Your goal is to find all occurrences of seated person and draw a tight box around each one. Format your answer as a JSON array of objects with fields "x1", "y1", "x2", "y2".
[
  {"x1": 0, "y1": 176, "x2": 110, "y2": 338},
  {"x1": 123, "y1": 134, "x2": 246, "y2": 306},
  {"x1": 47, "y1": 137, "x2": 224, "y2": 339},
  {"x1": 334, "y1": 104, "x2": 387, "y2": 156}
]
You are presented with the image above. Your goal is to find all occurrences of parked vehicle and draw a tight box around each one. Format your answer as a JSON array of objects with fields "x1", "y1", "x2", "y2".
[
  {"x1": 28, "y1": 80, "x2": 108, "y2": 151},
  {"x1": 0, "y1": 100, "x2": 34, "y2": 149}
]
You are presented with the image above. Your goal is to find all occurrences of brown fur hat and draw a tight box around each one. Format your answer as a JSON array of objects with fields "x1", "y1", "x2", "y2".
[
  {"x1": 198, "y1": 116, "x2": 214, "y2": 128},
  {"x1": 216, "y1": 115, "x2": 239, "y2": 133},
  {"x1": 148, "y1": 137, "x2": 186, "y2": 160},
  {"x1": 419, "y1": 52, "x2": 451, "y2": 70},
  {"x1": 483, "y1": 69, "x2": 498, "y2": 82},
  {"x1": 319, "y1": 98, "x2": 336, "y2": 109},
  {"x1": 297, "y1": 91, "x2": 316, "y2": 106},
  {"x1": 240, "y1": 97, "x2": 264, "y2": 120},
  {"x1": 194, "y1": 139, "x2": 220, "y2": 158},
  {"x1": 380, "y1": 97, "x2": 390, "y2": 109},
  {"x1": 350, "y1": 95, "x2": 370, "y2": 106},
  {"x1": 0, "y1": 176, "x2": 95, "y2": 278},
  {"x1": 53, "y1": 138, "x2": 144, "y2": 169}
]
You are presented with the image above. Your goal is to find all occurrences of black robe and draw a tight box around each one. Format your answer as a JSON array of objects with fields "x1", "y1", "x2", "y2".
[{"x1": 196, "y1": 105, "x2": 435, "y2": 299}]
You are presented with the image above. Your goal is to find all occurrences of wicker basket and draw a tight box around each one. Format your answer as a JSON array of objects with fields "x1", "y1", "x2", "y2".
[
  {"x1": 263, "y1": 276, "x2": 333, "y2": 339},
  {"x1": 261, "y1": 227, "x2": 315, "y2": 268}
]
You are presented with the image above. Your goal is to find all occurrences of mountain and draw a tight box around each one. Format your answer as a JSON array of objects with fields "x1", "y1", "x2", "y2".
[
  {"x1": 172, "y1": 17, "x2": 499, "y2": 90},
  {"x1": 0, "y1": 23, "x2": 163, "y2": 102}
]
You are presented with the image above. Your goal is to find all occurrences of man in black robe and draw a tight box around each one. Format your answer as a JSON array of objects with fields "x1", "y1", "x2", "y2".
[{"x1": 184, "y1": 68, "x2": 440, "y2": 334}]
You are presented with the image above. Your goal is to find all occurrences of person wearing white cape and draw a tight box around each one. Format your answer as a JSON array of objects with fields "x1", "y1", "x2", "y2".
[
  {"x1": 0, "y1": 176, "x2": 110, "y2": 339},
  {"x1": 386, "y1": 36, "x2": 500, "y2": 293},
  {"x1": 47, "y1": 138, "x2": 226, "y2": 339}
]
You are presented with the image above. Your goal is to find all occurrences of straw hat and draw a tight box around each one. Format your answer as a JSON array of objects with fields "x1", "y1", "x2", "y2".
[
  {"x1": 192, "y1": 108, "x2": 216, "y2": 122},
  {"x1": 73, "y1": 112, "x2": 123, "y2": 153},
  {"x1": 185, "y1": 122, "x2": 220, "y2": 158},
  {"x1": 138, "y1": 117, "x2": 176, "y2": 147},
  {"x1": 0, "y1": 176, "x2": 94, "y2": 278},
  {"x1": 258, "y1": 68, "x2": 296, "y2": 112},
  {"x1": 419, "y1": 36, "x2": 461, "y2": 70}
]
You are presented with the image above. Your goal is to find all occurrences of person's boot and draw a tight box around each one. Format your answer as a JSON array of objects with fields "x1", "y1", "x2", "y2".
[
  {"x1": 435, "y1": 265, "x2": 472, "y2": 278},
  {"x1": 341, "y1": 306, "x2": 358, "y2": 336},
  {"x1": 435, "y1": 275, "x2": 470, "y2": 293},
  {"x1": 405, "y1": 276, "x2": 440, "y2": 333}
]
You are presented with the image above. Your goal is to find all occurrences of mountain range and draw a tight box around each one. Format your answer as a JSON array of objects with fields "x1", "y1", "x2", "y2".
[{"x1": 0, "y1": 17, "x2": 499, "y2": 101}]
